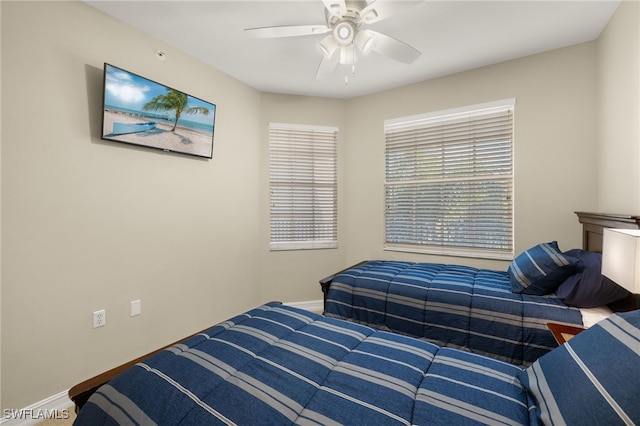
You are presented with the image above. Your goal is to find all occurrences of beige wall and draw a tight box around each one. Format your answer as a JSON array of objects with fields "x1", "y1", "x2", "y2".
[
  {"x1": 1, "y1": 0, "x2": 637, "y2": 413},
  {"x1": 597, "y1": 0, "x2": 640, "y2": 213},
  {"x1": 342, "y1": 42, "x2": 599, "y2": 270},
  {"x1": 258, "y1": 94, "x2": 348, "y2": 303},
  {"x1": 1, "y1": 1, "x2": 264, "y2": 410}
]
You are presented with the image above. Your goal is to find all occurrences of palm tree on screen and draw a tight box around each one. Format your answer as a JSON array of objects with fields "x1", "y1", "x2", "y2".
[{"x1": 142, "y1": 89, "x2": 209, "y2": 132}]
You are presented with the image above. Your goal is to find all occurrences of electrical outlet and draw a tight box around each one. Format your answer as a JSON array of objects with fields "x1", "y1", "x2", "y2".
[{"x1": 93, "y1": 309, "x2": 106, "y2": 328}]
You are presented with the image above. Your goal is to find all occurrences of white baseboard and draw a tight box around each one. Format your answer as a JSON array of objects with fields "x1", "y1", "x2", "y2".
[
  {"x1": 283, "y1": 299, "x2": 324, "y2": 313},
  {"x1": 1, "y1": 390, "x2": 72, "y2": 425}
]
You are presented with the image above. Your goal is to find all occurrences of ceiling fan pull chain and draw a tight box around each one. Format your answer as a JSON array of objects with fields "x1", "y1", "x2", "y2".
[{"x1": 345, "y1": 62, "x2": 357, "y2": 85}]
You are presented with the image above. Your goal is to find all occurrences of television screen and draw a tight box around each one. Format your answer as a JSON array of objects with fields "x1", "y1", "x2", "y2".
[{"x1": 101, "y1": 63, "x2": 216, "y2": 159}]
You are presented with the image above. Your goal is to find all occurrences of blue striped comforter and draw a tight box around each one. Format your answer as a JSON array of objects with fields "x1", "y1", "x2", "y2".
[
  {"x1": 75, "y1": 303, "x2": 536, "y2": 425},
  {"x1": 324, "y1": 260, "x2": 583, "y2": 366}
]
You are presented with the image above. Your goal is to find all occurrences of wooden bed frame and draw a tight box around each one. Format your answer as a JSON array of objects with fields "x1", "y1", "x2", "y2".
[
  {"x1": 68, "y1": 324, "x2": 221, "y2": 412},
  {"x1": 69, "y1": 212, "x2": 639, "y2": 412},
  {"x1": 68, "y1": 300, "x2": 279, "y2": 411}
]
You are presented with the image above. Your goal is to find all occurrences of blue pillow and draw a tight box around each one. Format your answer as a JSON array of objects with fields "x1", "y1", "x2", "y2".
[
  {"x1": 518, "y1": 310, "x2": 640, "y2": 425},
  {"x1": 557, "y1": 249, "x2": 630, "y2": 307},
  {"x1": 508, "y1": 241, "x2": 580, "y2": 295}
]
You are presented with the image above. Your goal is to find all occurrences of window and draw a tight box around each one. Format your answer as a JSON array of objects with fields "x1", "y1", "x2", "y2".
[
  {"x1": 269, "y1": 123, "x2": 338, "y2": 250},
  {"x1": 384, "y1": 99, "x2": 515, "y2": 260}
]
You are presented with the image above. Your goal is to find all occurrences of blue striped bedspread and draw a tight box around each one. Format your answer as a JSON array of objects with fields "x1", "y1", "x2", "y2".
[
  {"x1": 75, "y1": 302, "x2": 536, "y2": 425},
  {"x1": 324, "y1": 260, "x2": 584, "y2": 366}
]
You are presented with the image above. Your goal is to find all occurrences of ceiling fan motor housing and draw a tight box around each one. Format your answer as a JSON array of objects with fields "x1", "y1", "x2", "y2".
[
  {"x1": 325, "y1": 0, "x2": 371, "y2": 65},
  {"x1": 334, "y1": 21, "x2": 355, "y2": 45},
  {"x1": 327, "y1": 2, "x2": 366, "y2": 35}
]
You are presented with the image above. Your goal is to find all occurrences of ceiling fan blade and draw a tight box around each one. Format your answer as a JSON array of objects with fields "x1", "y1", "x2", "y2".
[
  {"x1": 322, "y1": 0, "x2": 347, "y2": 17},
  {"x1": 359, "y1": 0, "x2": 423, "y2": 25},
  {"x1": 316, "y1": 50, "x2": 340, "y2": 79},
  {"x1": 244, "y1": 25, "x2": 329, "y2": 39},
  {"x1": 369, "y1": 30, "x2": 421, "y2": 64}
]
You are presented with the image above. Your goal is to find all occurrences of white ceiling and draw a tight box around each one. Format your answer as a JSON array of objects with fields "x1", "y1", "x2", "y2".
[{"x1": 85, "y1": 0, "x2": 620, "y2": 99}]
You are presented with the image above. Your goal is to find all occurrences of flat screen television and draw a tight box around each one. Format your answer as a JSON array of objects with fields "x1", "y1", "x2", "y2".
[{"x1": 101, "y1": 63, "x2": 216, "y2": 159}]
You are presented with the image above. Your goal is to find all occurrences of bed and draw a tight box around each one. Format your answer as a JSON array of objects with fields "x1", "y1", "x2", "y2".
[
  {"x1": 72, "y1": 301, "x2": 640, "y2": 425},
  {"x1": 319, "y1": 212, "x2": 640, "y2": 366}
]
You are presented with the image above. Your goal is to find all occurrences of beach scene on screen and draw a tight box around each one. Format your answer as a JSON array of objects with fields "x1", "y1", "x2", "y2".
[{"x1": 102, "y1": 64, "x2": 215, "y2": 158}]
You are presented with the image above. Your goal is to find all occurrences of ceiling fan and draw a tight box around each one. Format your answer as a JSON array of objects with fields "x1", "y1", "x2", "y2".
[{"x1": 244, "y1": 0, "x2": 422, "y2": 80}]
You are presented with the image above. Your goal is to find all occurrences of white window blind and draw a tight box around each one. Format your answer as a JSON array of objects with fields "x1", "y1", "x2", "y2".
[
  {"x1": 269, "y1": 123, "x2": 338, "y2": 250},
  {"x1": 384, "y1": 99, "x2": 515, "y2": 260}
]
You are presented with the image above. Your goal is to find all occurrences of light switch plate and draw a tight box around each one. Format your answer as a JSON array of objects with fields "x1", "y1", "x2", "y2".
[{"x1": 131, "y1": 299, "x2": 141, "y2": 316}]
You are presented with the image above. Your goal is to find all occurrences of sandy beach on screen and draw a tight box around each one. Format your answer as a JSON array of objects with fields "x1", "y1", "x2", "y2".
[{"x1": 103, "y1": 111, "x2": 213, "y2": 157}]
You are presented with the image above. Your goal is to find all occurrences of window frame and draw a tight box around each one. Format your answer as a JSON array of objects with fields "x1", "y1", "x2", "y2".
[
  {"x1": 383, "y1": 99, "x2": 515, "y2": 260},
  {"x1": 269, "y1": 122, "x2": 338, "y2": 251}
]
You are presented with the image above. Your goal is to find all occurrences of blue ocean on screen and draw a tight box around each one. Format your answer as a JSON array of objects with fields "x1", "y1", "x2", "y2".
[{"x1": 105, "y1": 105, "x2": 214, "y2": 135}]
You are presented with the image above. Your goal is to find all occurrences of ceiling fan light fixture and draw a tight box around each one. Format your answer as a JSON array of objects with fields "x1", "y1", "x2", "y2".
[
  {"x1": 319, "y1": 35, "x2": 338, "y2": 58},
  {"x1": 339, "y1": 44, "x2": 356, "y2": 65},
  {"x1": 355, "y1": 30, "x2": 375, "y2": 54}
]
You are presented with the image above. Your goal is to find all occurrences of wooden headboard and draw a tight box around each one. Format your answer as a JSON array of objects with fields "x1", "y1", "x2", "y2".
[
  {"x1": 575, "y1": 211, "x2": 640, "y2": 312},
  {"x1": 575, "y1": 212, "x2": 640, "y2": 252}
]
